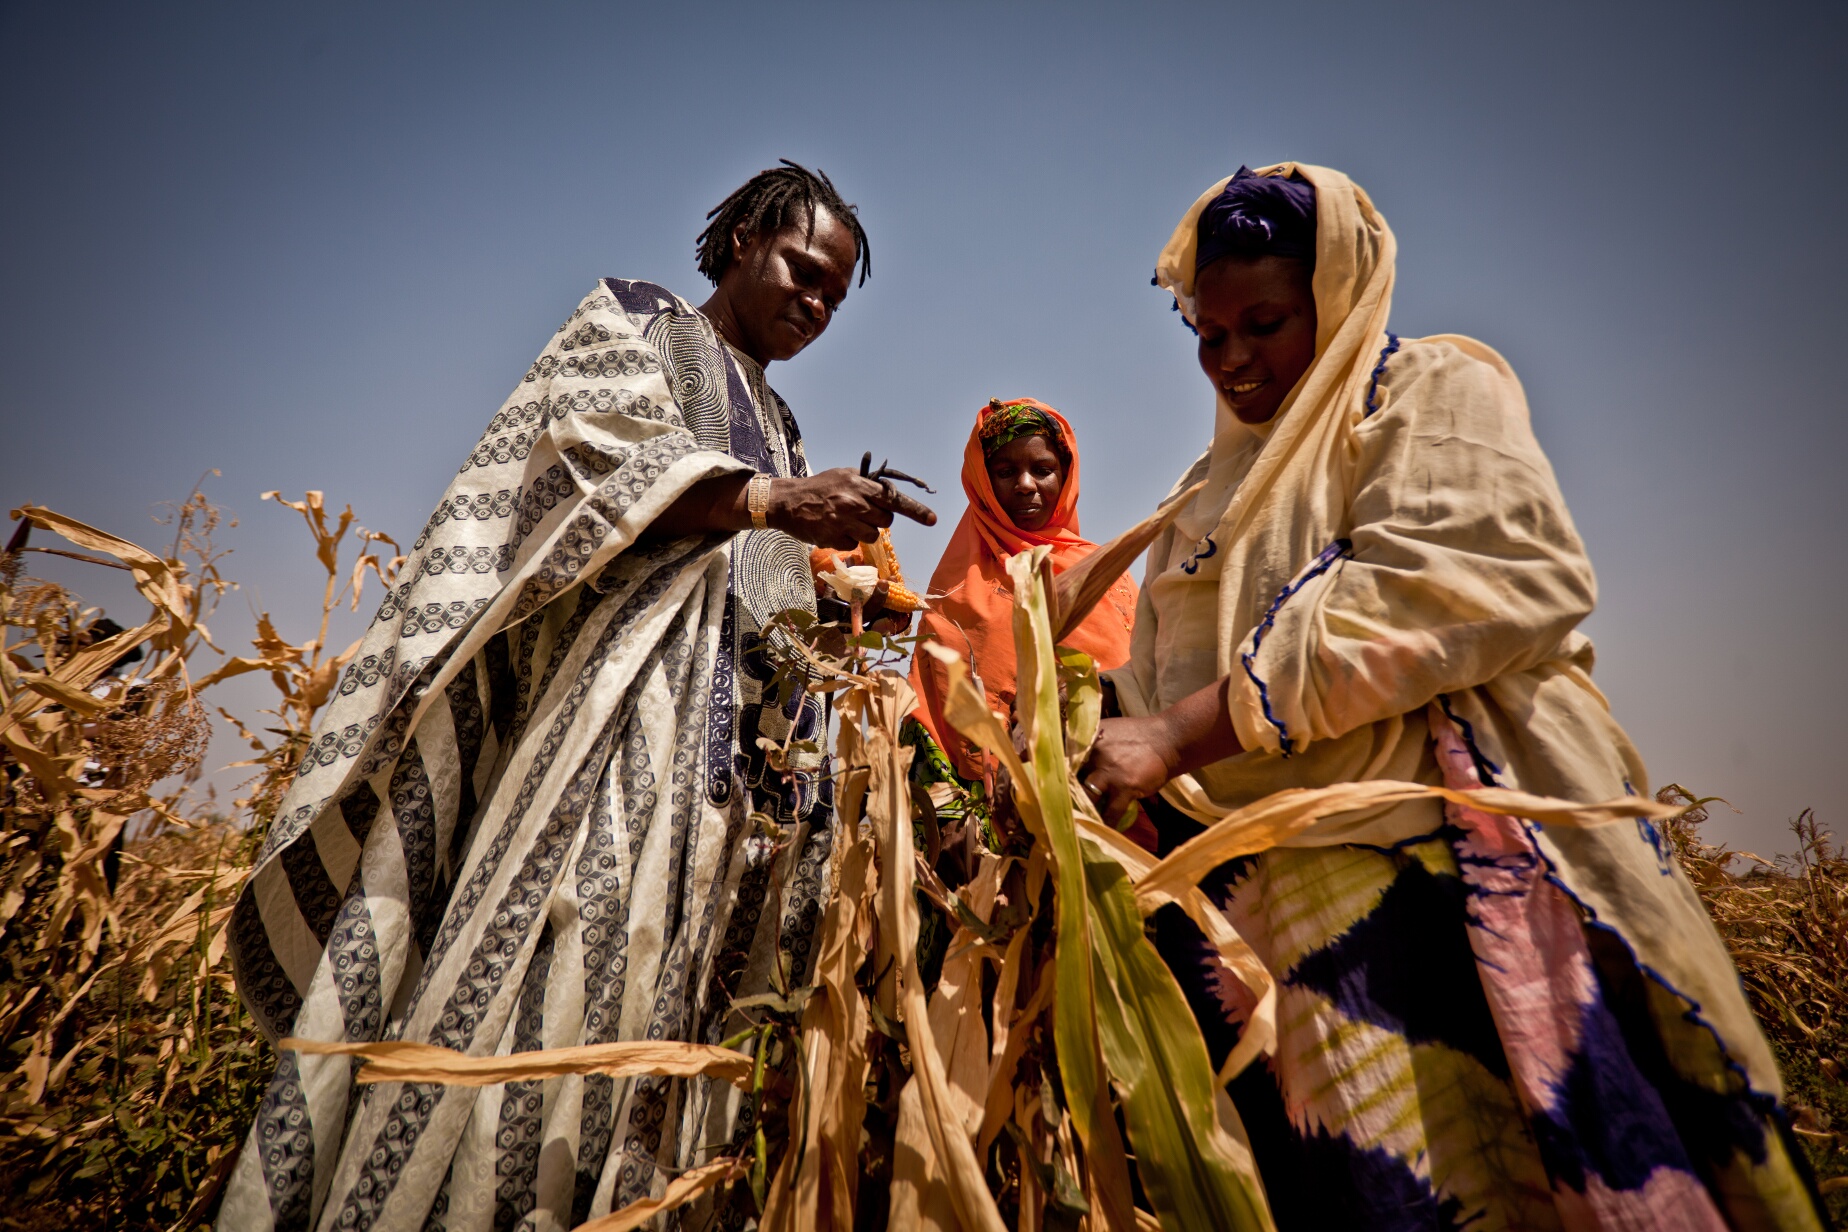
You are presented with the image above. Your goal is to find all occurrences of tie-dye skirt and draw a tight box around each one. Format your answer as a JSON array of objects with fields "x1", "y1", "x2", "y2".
[{"x1": 1145, "y1": 794, "x2": 1829, "y2": 1231}]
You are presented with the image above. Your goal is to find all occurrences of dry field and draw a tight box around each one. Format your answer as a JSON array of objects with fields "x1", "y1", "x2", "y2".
[{"x1": 0, "y1": 490, "x2": 1840, "y2": 1228}]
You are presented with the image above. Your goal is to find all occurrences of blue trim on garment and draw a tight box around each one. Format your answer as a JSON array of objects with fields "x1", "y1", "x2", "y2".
[
  {"x1": 1240, "y1": 538, "x2": 1352, "y2": 757},
  {"x1": 1625, "y1": 780, "x2": 1674, "y2": 875},
  {"x1": 1363, "y1": 332, "x2": 1401, "y2": 418},
  {"x1": 1437, "y1": 692, "x2": 1503, "y2": 785},
  {"x1": 1621, "y1": 779, "x2": 1672, "y2": 869},
  {"x1": 1481, "y1": 765, "x2": 1778, "y2": 1109},
  {"x1": 1435, "y1": 672, "x2": 1784, "y2": 1127},
  {"x1": 1180, "y1": 535, "x2": 1217, "y2": 575}
]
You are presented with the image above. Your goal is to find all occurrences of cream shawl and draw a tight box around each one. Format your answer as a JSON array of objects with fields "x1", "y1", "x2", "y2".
[
  {"x1": 1112, "y1": 166, "x2": 1788, "y2": 1110},
  {"x1": 1154, "y1": 164, "x2": 1398, "y2": 726}
]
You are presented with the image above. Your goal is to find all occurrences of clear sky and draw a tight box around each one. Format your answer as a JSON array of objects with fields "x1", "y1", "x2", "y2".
[{"x1": 3, "y1": 2, "x2": 1843, "y2": 854}]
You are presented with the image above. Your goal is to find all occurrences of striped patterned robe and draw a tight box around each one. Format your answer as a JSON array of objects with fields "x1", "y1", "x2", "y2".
[{"x1": 219, "y1": 280, "x2": 834, "y2": 1232}]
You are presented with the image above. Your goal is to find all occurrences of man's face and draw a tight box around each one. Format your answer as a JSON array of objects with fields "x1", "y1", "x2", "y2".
[{"x1": 723, "y1": 207, "x2": 859, "y2": 363}]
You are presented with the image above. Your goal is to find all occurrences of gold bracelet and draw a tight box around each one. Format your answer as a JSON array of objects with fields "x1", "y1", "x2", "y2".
[{"x1": 746, "y1": 474, "x2": 773, "y2": 532}]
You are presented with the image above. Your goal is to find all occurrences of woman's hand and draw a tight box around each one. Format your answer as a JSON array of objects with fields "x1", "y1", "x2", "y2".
[
  {"x1": 1082, "y1": 714, "x2": 1181, "y2": 824},
  {"x1": 770, "y1": 468, "x2": 936, "y2": 549},
  {"x1": 1079, "y1": 675, "x2": 1246, "y2": 823}
]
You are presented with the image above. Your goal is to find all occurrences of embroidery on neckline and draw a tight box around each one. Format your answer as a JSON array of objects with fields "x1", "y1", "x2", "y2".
[{"x1": 1180, "y1": 535, "x2": 1218, "y2": 575}]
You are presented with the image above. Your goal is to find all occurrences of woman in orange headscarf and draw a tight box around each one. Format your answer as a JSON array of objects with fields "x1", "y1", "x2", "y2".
[{"x1": 908, "y1": 398, "x2": 1137, "y2": 782}]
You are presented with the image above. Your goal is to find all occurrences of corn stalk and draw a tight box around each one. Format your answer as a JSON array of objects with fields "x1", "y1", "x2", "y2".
[
  {"x1": 2, "y1": 481, "x2": 1836, "y2": 1227},
  {"x1": 0, "y1": 486, "x2": 400, "y2": 1228},
  {"x1": 300, "y1": 521, "x2": 1680, "y2": 1230}
]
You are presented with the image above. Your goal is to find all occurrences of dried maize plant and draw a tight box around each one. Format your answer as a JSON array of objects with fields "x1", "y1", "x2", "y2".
[
  {"x1": 1660, "y1": 787, "x2": 1848, "y2": 1207},
  {"x1": 0, "y1": 487, "x2": 402, "y2": 1228},
  {"x1": 201, "y1": 490, "x2": 404, "y2": 831},
  {"x1": 0, "y1": 482, "x2": 1820, "y2": 1228},
  {"x1": 0, "y1": 495, "x2": 225, "y2": 1110},
  {"x1": 865, "y1": 546, "x2": 1277, "y2": 1232},
  {"x1": 294, "y1": 498, "x2": 1684, "y2": 1231}
]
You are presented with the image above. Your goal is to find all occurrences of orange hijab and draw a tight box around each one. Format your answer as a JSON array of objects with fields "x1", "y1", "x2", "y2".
[{"x1": 909, "y1": 399, "x2": 1138, "y2": 779}]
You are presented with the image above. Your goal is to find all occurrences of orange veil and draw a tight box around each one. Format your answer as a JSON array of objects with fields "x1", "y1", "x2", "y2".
[{"x1": 909, "y1": 399, "x2": 1138, "y2": 778}]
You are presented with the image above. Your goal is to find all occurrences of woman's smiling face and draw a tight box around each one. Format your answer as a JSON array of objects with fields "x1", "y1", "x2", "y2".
[
  {"x1": 1192, "y1": 255, "x2": 1318, "y2": 426},
  {"x1": 984, "y1": 433, "x2": 1067, "y2": 532}
]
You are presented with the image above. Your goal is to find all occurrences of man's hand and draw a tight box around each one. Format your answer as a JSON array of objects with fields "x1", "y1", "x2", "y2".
[
  {"x1": 640, "y1": 467, "x2": 937, "y2": 546},
  {"x1": 770, "y1": 468, "x2": 936, "y2": 549}
]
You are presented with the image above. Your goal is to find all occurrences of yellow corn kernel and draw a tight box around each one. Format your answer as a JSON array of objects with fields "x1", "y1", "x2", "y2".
[{"x1": 880, "y1": 582, "x2": 927, "y2": 613}]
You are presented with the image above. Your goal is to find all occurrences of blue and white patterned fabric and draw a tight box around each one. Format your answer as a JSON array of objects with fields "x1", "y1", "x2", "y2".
[{"x1": 219, "y1": 281, "x2": 832, "y2": 1232}]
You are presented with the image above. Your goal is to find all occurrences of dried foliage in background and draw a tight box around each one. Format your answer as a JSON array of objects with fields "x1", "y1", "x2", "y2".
[
  {"x1": 1660, "y1": 786, "x2": 1848, "y2": 1218},
  {"x1": 0, "y1": 485, "x2": 1839, "y2": 1229},
  {"x1": 0, "y1": 486, "x2": 399, "y2": 1229}
]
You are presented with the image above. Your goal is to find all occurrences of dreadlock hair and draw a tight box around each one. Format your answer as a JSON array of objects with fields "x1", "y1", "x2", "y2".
[{"x1": 695, "y1": 159, "x2": 871, "y2": 288}]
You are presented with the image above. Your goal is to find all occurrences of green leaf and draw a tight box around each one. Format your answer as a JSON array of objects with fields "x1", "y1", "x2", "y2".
[
  {"x1": 866, "y1": 999, "x2": 903, "y2": 1041},
  {"x1": 1005, "y1": 548, "x2": 1274, "y2": 1232},
  {"x1": 1004, "y1": 548, "x2": 1138, "y2": 1226},
  {"x1": 728, "y1": 987, "x2": 818, "y2": 1018},
  {"x1": 1057, "y1": 647, "x2": 1101, "y2": 772},
  {"x1": 1083, "y1": 842, "x2": 1272, "y2": 1229},
  {"x1": 1004, "y1": 1121, "x2": 1090, "y2": 1216},
  {"x1": 948, "y1": 890, "x2": 1008, "y2": 947}
]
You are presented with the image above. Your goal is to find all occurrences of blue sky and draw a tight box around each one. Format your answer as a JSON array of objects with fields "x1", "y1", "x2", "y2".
[{"x1": 3, "y1": 1, "x2": 1843, "y2": 852}]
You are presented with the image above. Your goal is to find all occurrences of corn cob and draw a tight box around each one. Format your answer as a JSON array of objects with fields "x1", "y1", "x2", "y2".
[
  {"x1": 808, "y1": 533, "x2": 928, "y2": 612},
  {"x1": 862, "y1": 529, "x2": 926, "y2": 612},
  {"x1": 878, "y1": 581, "x2": 926, "y2": 613}
]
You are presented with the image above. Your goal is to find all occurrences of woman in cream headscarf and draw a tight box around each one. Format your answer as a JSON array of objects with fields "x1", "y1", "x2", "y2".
[{"x1": 1082, "y1": 167, "x2": 1826, "y2": 1230}]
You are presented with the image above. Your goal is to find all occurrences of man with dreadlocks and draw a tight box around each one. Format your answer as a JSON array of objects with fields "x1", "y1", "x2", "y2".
[{"x1": 219, "y1": 162, "x2": 933, "y2": 1232}]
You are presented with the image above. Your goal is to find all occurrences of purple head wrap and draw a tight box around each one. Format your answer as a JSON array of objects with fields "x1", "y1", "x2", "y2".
[{"x1": 1195, "y1": 166, "x2": 1318, "y2": 273}]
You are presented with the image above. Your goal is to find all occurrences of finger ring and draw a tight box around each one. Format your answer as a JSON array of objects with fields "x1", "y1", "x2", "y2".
[{"x1": 1083, "y1": 779, "x2": 1102, "y2": 799}]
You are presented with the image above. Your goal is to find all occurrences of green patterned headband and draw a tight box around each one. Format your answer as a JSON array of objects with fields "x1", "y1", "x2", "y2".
[{"x1": 979, "y1": 399, "x2": 1065, "y2": 457}]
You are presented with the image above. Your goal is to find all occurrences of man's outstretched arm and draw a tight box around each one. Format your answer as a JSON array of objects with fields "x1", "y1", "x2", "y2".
[{"x1": 642, "y1": 467, "x2": 936, "y2": 549}]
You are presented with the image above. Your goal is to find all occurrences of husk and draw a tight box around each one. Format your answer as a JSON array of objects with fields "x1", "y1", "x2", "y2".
[
  {"x1": 280, "y1": 1037, "x2": 756, "y2": 1088},
  {"x1": 572, "y1": 1157, "x2": 748, "y2": 1232}
]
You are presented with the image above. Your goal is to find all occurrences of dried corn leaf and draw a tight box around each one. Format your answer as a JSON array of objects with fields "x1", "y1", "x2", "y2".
[
  {"x1": 889, "y1": 1074, "x2": 958, "y2": 1229},
  {"x1": 760, "y1": 829, "x2": 874, "y2": 1232},
  {"x1": 11, "y1": 505, "x2": 190, "y2": 631},
  {"x1": 17, "y1": 672, "x2": 111, "y2": 716},
  {"x1": 925, "y1": 853, "x2": 1003, "y2": 1141},
  {"x1": 261, "y1": 490, "x2": 352, "y2": 578},
  {"x1": 0, "y1": 726, "x2": 77, "y2": 805},
  {"x1": 7, "y1": 613, "x2": 160, "y2": 709},
  {"x1": 864, "y1": 673, "x2": 1010, "y2": 1232},
  {"x1": 977, "y1": 939, "x2": 1051, "y2": 1156},
  {"x1": 921, "y1": 645, "x2": 1014, "y2": 765},
  {"x1": 1135, "y1": 779, "x2": 1679, "y2": 909},
  {"x1": 192, "y1": 654, "x2": 292, "y2": 692},
  {"x1": 281, "y1": 1037, "x2": 755, "y2": 1088},
  {"x1": 573, "y1": 1157, "x2": 747, "y2": 1232}
]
